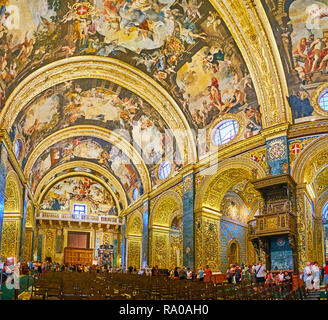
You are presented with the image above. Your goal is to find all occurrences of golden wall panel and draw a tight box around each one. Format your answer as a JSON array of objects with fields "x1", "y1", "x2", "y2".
[
  {"x1": 127, "y1": 238, "x2": 141, "y2": 269},
  {"x1": 1, "y1": 218, "x2": 20, "y2": 259}
]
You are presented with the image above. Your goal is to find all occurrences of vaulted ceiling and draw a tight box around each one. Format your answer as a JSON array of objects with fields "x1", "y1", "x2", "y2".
[{"x1": 0, "y1": 0, "x2": 327, "y2": 213}]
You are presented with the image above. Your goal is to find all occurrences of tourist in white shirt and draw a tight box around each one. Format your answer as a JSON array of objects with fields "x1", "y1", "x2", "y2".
[
  {"x1": 312, "y1": 261, "x2": 320, "y2": 291},
  {"x1": 303, "y1": 262, "x2": 313, "y2": 291},
  {"x1": 254, "y1": 260, "x2": 266, "y2": 284},
  {"x1": 278, "y1": 270, "x2": 284, "y2": 283}
]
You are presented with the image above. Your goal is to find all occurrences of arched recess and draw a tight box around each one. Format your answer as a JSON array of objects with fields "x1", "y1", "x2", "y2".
[
  {"x1": 1, "y1": 171, "x2": 22, "y2": 259},
  {"x1": 24, "y1": 125, "x2": 151, "y2": 195},
  {"x1": 292, "y1": 135, "x2": 328, "y2": 185},
  {"x1": 126, "y1": 211, "x2": 143, "y2": 270},
  {"x1": 195, "y1": 157, "x2": 265, "y2": 212},
  {"x1": 227, "y1": 240, "x2": 240, "y2": 266},
  {"x1": 0, "y1": 56, "x2": 197, "y2": 165},
  {"x1": 34, "y1": 161, "x2": 128, "y2": 211},
  {"x1": 23, "y1": 201, "x2": 34, "y2": 261},
  {"x1": 210, "y1": 0, "x2": 292, "y2": 127},
  {"x1": 149, "y1": 190, "x2": 183, "y2": 269},
  {"x1": 195, "y1": 158, "x2": 263, "y2": 271},
  {"x1": 38, "y1": 173, "x2": 120, "y2": 216}
]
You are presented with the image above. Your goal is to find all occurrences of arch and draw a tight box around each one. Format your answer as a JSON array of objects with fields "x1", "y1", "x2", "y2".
[
  {"x1": 195, "y1": 157, "x2": 265, "y2": 212},
  {"x1": 4, "y1": 171, "x2": 22, "y2": 213},
  {"x1": 38, "y1": 172, "x2": 120, "y2": 215},
  {"x1": 227, "y1": 239, "x2": 240, "y2": 266},
  {"x1": 150, "y1": 190, "x2": 183, "y2": 228},
  {"x1": 34, "y1": 161, "x2": 128, "y2": 211},
  {"x1": 1, "y1": 56, "x2": 197, "y2": 165},
  {"x1": 292, "y1": 135, "x2": 328, "y2": 184},
  {"x1": 23, "y1": 125, "x2": 152, "y2": 194},
  {"x1": 25, "y1": 201, "x2": 34, "y2": 229},
  {"x1": 126, "y1": 211, "x2": 143, "y2": 237}
]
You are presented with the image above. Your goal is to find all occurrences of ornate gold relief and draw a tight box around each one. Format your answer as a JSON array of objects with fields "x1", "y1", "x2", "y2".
[
  {"x1": 23, "y1": 230, "x2": 33, "y2": 261},
  {"x1": 1, "y1": 218, "x2": 20, "y2": 259},
  {"x1": 4, "y1": 172, "x2": 21, "y2": 213},
  {"x1": 150, "y1": 190, "x2": 182, "y2": 228},
  {"x1": 127, "y1": 238, "x2": 141, "y2": 269}
]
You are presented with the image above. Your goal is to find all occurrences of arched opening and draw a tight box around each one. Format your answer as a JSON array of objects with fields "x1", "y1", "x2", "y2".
[
  {"x1": 149, "y1": 191, "x2": 182, "y2": 269},
  {"x1": 228, "y1": 241, "x2": 240, "y2": 266}
]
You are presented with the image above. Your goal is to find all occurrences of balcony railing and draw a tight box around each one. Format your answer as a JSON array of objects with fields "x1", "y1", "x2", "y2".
[
  {"x1": 248, "y1": 212, "x2": 296, "y2": 238},
  {"x1": 37, "y1": 211, "x2": 123, "y2": 225}
]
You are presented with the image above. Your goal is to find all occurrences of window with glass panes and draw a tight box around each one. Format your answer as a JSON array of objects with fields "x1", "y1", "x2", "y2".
[
  {"x1": 212, "y1": 119, "x2": 239, "y2": 146},
  {"x1": 319, "y1": 90, "x2": 328, "y2": 111}
]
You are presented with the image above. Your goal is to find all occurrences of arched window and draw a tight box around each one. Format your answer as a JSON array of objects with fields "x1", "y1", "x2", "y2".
[
  {"x1": 158, "y1": 161, "x2": 172, "y2": 180},
  {"x1": 212, "y1": 119, "x2": 239, "y2": 146},
  {"x1": 132, "y1": 187, "x2": 139, "y2": 201},
  {"x1": 319, "y1": 90, "x2": 328, "y2": 111},
  {"x1": 322, "y1": 202, "x2": 328, "y2": 223}
]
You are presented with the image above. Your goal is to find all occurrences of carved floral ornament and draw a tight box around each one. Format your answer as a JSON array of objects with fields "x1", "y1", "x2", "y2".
[
  {"x1": 150, "y1": 191, "x2": 183, "y2": 227},
  {"x1": 195, "y1": 156, "x2": 265, "y2": 211},
  {"x1": 292, "y1": 135, "x2": 328, "y2": 184},
  {"x1": 126, "y1": 211, "x2": 143, "y2": 237}
]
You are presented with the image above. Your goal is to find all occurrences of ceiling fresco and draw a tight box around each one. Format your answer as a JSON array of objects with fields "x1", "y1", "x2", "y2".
[
  {"x1": 1, "y1": 0, "x2": 261, "y2": 138},
  {"x1": 28, "y1": 136, "x2": 142, "y2": 204},
  {"x1": 261, "y1": 0, "x2": 328, "y2": 122},
  {"x1": 9, "y1": 78, "x2": 181, "y2": 188},
  {"x1": 40, "y1": 175, "x2": 118, "y2": 215},
  {"x1": 39, "y1": 166, "x2": 125, "y2": 210}
]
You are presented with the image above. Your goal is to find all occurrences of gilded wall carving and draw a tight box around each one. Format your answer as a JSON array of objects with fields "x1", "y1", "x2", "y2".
[
  {"x1": 150, "y1": 231, "x2": 169, "y2": 269},
  {"x1": 4, "y1": 175, "x2": 21, "y2": 213},
  {"x1": 23, "y1": 230, "x2": 33, "y2": 261},
  {"x1": 1, "y1": 219, "x2": 19, "y2": 259},
  {"x1": 195, "y1": 215, "x2": 220, "y2": 270},
  {"x1": 45, "y1": 229, "x2": 56, "y2": 261},
  {"x1": 127, "y1": 239, "x2": 141, "y2": 269}
]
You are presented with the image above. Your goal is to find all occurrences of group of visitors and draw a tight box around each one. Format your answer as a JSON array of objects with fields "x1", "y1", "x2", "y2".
[
  {"x1": 168, "y1": 265, "x2": 212, "y2": 282},
  {"x1": 303, "y1": 261, "x2": 328, "y2": 292},
  {"x1": 226, "y1": 261, "x2": 293, "y2": 285}
]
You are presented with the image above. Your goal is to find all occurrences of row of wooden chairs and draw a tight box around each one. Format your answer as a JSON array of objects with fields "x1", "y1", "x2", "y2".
[{"x1": 29, "y1": 272, "x2": 305, "y2": 300}]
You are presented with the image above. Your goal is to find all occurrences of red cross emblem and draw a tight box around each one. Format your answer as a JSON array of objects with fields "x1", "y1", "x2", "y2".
[
  {"x1": 291, "y1": 144, "x2": 301, "y2": 155},
  {"x1": 77, "y1": 5, "x2": 88, "y2": 16},
  {"x1": 251, "y1": 154, "x2": 259, "y2": 162}
]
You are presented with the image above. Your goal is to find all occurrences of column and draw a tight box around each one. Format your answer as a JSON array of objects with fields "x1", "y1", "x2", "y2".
[
  {"x1": 113, "y1": 234, "x2": 118, "y2": 268},
  {"x1": 121, "y1": 216, "x2": 126, "y2": 268},
  {"x1": 182, "y1": 173, "x2": 194, "y2": 269},
  {"x1": 0, "y1": 143, "x2": 8, "y2": 256},
  {"x1": 194, "y1": 206, "x2": 221, "y2": 271},
  {"x1": 141, "y1": 199, "x2": 149, "y2": 269},
  {"x1": 18, "y1": 188, "x2": 28, "y2": 261}
]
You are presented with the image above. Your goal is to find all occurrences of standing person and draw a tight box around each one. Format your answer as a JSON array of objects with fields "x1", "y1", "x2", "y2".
[
  {"x1": 186, "y1": 268, "x2": 193, "y2": 281},
  {"x1": 324, "y1": 261, "x2": 328, "y2": 293},
  {"x1": 235, "y1": 265, "x2": 242, "y2": 283},
  {"x1": 204, "y1": 265, "x2": 212, "y2": 283},
  {"x1": 179, "y1": 267, "x2": 187, "y2": 280},
  {"x1": 278, "y1": 270, "x2": 285, "y2": 283},
  {"x1": 226, "y1": 265, "x2": 233, "y2": 283},
  {"x1": 197, "y1": 267, "x2": 205, "y2": 281},
  {"x1": 254, "y1": 261, "x2": 266, "y2": 284},
  {"x1": 303, "y1": 262, "x2": 313, "y2": 292},
  {"x1": 312, "y1": 262, "x2": 320, "y2": 291}
]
